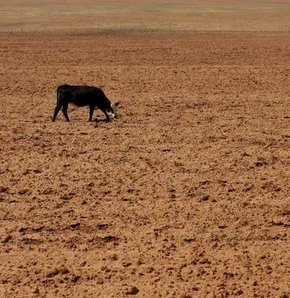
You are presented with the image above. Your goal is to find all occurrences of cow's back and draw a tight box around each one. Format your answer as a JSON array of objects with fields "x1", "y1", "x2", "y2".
[{"x1": 57, "y1": 85, "x2": 99, "y2": 106}]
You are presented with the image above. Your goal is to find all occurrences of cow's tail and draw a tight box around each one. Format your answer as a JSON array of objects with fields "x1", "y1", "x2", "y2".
[
  {"x1": 52, "y1": 86, "x2": 64, "y2": 121},
  {"x1": 56, "y1": 86, "x2": 62, "y2": 104}
]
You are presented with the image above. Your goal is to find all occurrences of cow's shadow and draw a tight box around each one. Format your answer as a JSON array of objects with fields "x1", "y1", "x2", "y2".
[
  {"x1": 93, "y1": 118, "x2": 118, "y2": 127},
  {"x1": 94, "y1": 118, "x2": 111, "y2": 123}
]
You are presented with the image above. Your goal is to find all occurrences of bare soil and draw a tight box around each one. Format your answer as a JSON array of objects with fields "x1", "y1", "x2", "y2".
[{"x1": 0, "y1": 29, "x2": 290, "y2": 297}]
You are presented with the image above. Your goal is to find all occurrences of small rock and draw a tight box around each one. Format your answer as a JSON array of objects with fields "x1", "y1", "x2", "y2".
[
  {"x1": 122, "y1": 261, "x2": 132, "y2": 267},
  {"x1": 96, "y1": 277, "x2": 104, "y2": 285},
  {"x1": 0, "y1": 186, "x2": 9, "y2": 193},
  {"x1": 200, "y1": 195, "x2": 209, "y2": 202},
  {"x1": 170, "y1": 193, "x2": 176, "y2": 199},
  {"x1": 19, "y1": 227, "x2": 28, "y2": 233},
  {"x1": 184, "y1": 237, "x2": 196, "y2": 243},
  {"x1": 265, "y1": 265, "x2": 273, "y2": 274},
  {"x1": 42, "y1": 188, "x2": 54, "y2": 195},
  {"x1": 80, "y1": 261, "x2": 87, "y2": 267},
  {"x1": 97, "y1": 223, "x2": 109, "y2": 230},
  {"x1": 18, "y1": 189, "x2": 29, "y2": 195},
  {"x1": 103, "y1": 235, "x2": 118, "y2": 243},
  {"x1": 199, "y1": 258, "x2": 211, "y2": 264},
  {"x1": 281, "y1": 210, "x2": 290, "y2": 216},
  {"x1": 109, "y1": 254, "x2": 118, "y2": 261},
  {"x1": 255, "y1": 160, "x2": 268, "y2": 167},
  {"x1": 70, "y1": 222, "x2": 81, "y2": 229},
  {"x1": 136, "y1": 259, "x2": 144, "y2": 266},
  {"x1": 2, "y1": 234, "x2": 13, "y2": 243},
  {"x1": 46, "y1": 267, "x2": 69, "y2": 278},
  {"x1": 234, "y1": 289, "x2": 243, "y2": 296},
  {"x1": 71, "y1": 275, "x2": 81, "y2": 283},
  {"x1": 125, "y1": 286, "x2": 139, "y2": 295}
]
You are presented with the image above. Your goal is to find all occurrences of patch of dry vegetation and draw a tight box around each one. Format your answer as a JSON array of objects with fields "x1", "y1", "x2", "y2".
[{"x1": 0, "y1": 0, "x2": 289, "y2": 32}]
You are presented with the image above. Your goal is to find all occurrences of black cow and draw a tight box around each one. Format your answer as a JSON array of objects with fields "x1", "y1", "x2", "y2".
[{"x1": 51, "y1": 84, "x2": 120, "y2": 122}]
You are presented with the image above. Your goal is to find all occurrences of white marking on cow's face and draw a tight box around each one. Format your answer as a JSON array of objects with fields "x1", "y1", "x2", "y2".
[
  {"x1": 106, "y1": 110, "x2": 116, "y2": 119},
  {"x1": 111, "y1": 102, "x2": 119, "y2": 115}
]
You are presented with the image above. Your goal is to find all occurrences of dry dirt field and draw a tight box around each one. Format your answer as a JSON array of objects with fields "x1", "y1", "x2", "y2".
[
  {"x1": 0, "y1": 0, "x2": 290, "y2": 32},
  {"x1": 0, "y1": 1, "x2": 290, "y2": 298}
]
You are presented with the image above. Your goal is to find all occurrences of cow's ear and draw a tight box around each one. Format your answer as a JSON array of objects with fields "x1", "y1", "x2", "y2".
[{"x1": 115, "y1": 101, "x2": 120, "y2": 107}]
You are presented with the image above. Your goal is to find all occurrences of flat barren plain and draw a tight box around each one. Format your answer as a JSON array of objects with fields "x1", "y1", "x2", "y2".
[{"x1": 0, "y1": 1, "x2": 290, "y2": 297}]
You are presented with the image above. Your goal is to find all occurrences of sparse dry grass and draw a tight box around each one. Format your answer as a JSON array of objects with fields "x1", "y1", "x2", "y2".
[{"x1": 0, "y1": 0, "x2": 289, "y2": 32}]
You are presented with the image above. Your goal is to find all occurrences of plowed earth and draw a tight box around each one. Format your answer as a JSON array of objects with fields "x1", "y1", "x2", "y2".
[{"x1": 0, "y1": 31, "x2": 290, "y2": 297}]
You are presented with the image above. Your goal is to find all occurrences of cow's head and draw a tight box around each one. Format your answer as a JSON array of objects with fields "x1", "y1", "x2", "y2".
[{"x1": 107, "y1": 101, "x2": 120, "y2": 119}]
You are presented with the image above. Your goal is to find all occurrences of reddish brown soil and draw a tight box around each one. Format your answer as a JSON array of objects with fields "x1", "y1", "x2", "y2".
[{"x1": 0, "y1": 31, "x2": 290, "y2": 297}]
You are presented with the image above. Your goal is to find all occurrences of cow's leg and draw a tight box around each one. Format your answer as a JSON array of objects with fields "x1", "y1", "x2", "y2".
[
  {"x1": 88, "y1": 105, "x2": 95, "y2": 121},
  {"x1": 51, "y1": 104, "x2": 62, "y2": 122},
  {"x1": 62, "y1": 102, "x2": 70, "y2": 122},
  {"x1": 103, "y1": 109, "x2": 111, "y2": 122}
]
